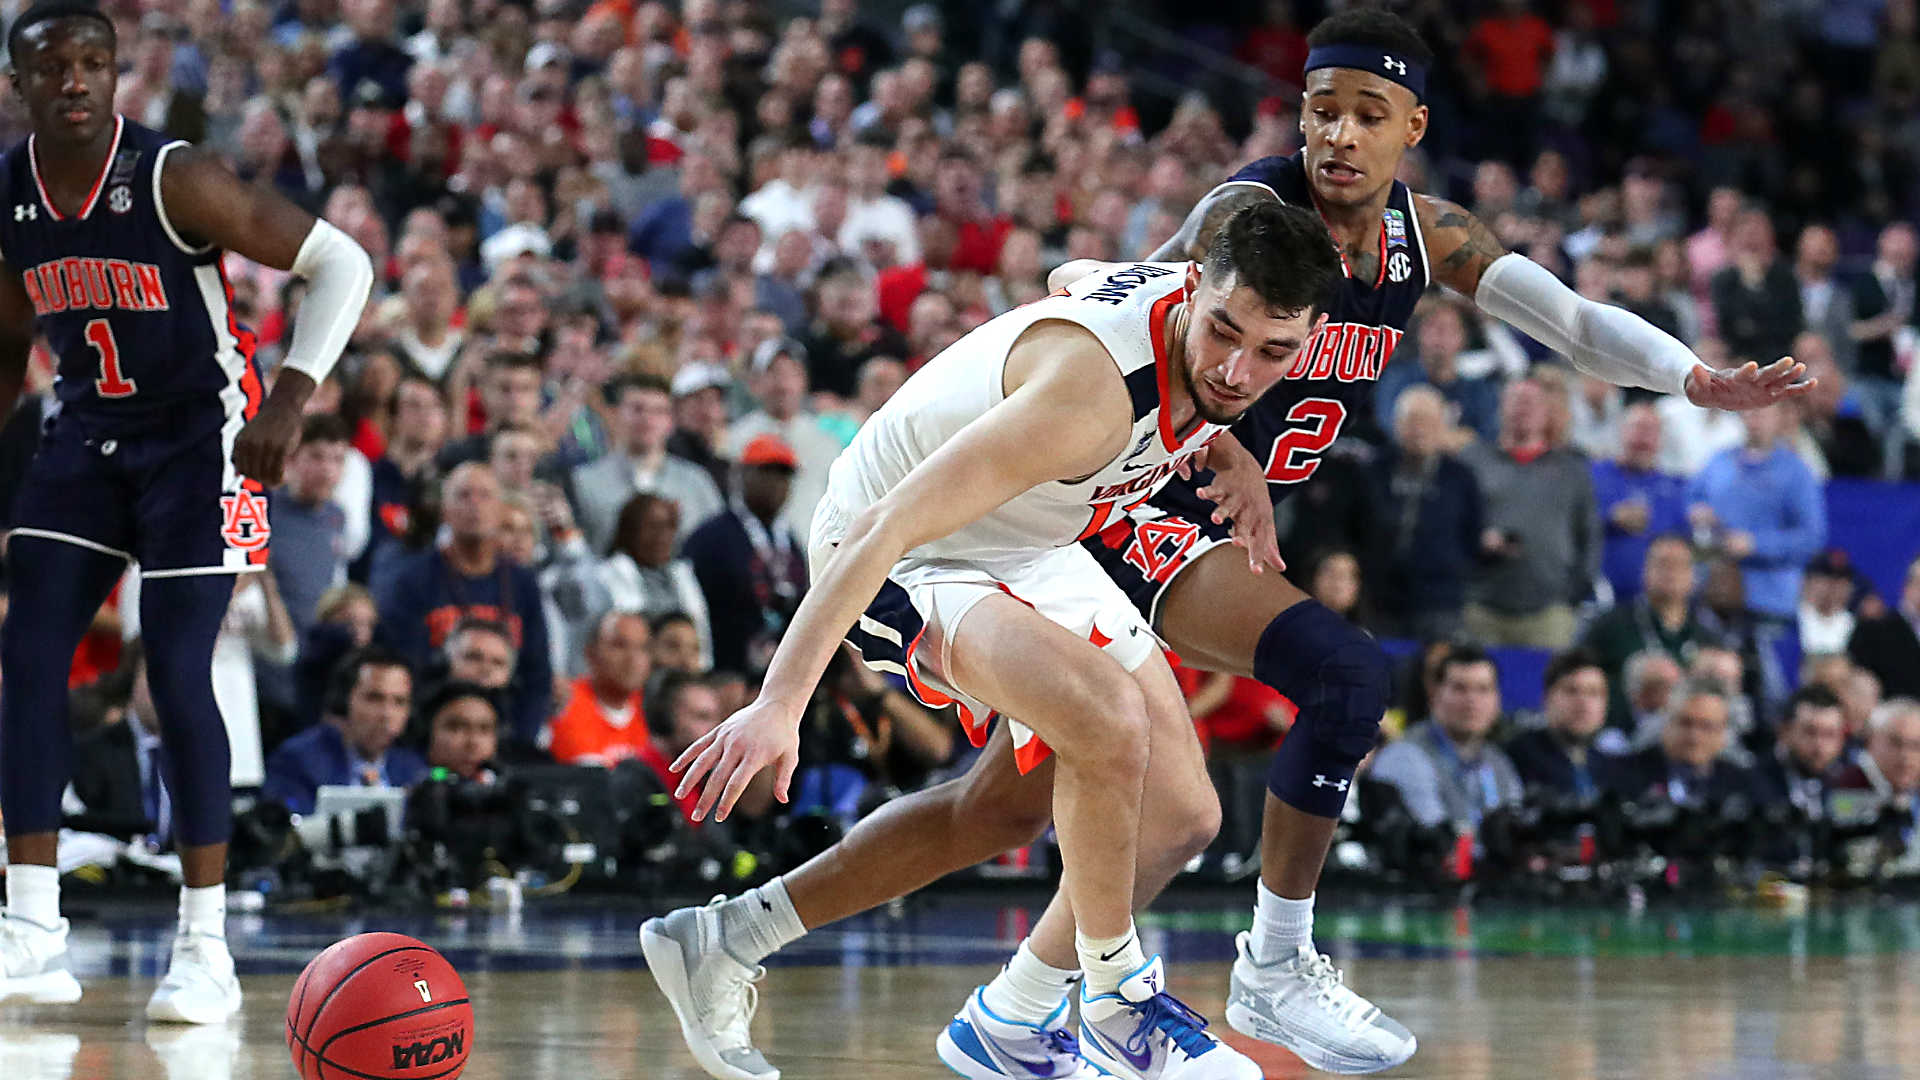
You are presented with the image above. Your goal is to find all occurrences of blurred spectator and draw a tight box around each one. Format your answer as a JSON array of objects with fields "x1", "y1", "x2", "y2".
[
  {"x1": 328, "y1": 0, "x2": 412, "y2": 109},
  {"x1": 1861, "y1": 222, "x2": 1918, "y2": 474},
  {"x1": 1460, "y1": 378, "x2": 1599, "y2": 648},
  {"x1": 795, "y1": 646, "x2": 954, "y2": 821},
  {"x1": 390, "y1": 257, "x2": 466, "y2": 382},
  {"x1": 1793, "y1": 224, "x2": 1856, "y2": 370},
  {"x1": 421, "y1": 681, "x2": 500, "y2": 783},
  {"x1": 1367, "y1": 386, "x2": 1483, "y2": 641},
  {"x1": 271, "y1": 414, "x2": 352, "y2": 635},
  {"x1": 1505, "y1": 648, "x2": 1617, "y2": 798},
  {"x1": 1839, "y1": 665, "x2": 1883, "y2": 749},
  {"x1": 1686, "y1": 187, "x2": 1745, "y2": 307},
  {"x1": 1849, "y1": 553, "x2": 1920, "y2": 699},
  {"x1": 599, "y1": 493, "x2": 713, "y2": 668},
  {"x1": 438, "y1": 353, "x2": 545, "y2": 471},
  {"x1": 876, "y1": 214, "x2": 959, "y2": 333},
  {"x1": 1376, "y1": 297, "x2": 1500, "y2": 446},
  {"x1": 1752, "y1": 685, "x2": 1849, "y2": 816},
  {"x1": 441, "y1": 617, "x2": 515, "y2": 697},
  {"x1": 1800, "y1": 549, "x2": 1862, "y2": 656},
  {"x1": 1832, "y1": 698, "x2": 1920, "y2": 822},
  {"x1": 1598, "y1": 678, "x2": 1752, "y2": 806},
  {"x1": 549, "y1": 612, "x2": 655, "y2": 767},
  {"x1": 1186, "y1": 659, "x2": 1292, "y2": 877},
  {"x1": 1463, "y1": 0, "x2": 1555, "y2": 165},
  {"x1": 802, "y1": 265, "x2": 908, "y2": 401},
  {"x1": 363, "y1": 375, "x2": 447, "y2": 580},
  {"x1": 571, "y1": 374, "x2": 724, "y2": 554},
  {"x1": 261, "y1": 648, "x2": 426, "y2": 815},
  {"x1": 839, "y1": 132, "x2": 919, "y2": 269},
  {"x1": 1709, "y1": 209, "x2": 1801, "y2": 367},
  {"x1": 738, "y1": 136, "x2": 819, "y2": 263},
  {"x1": 1794, "y1": 333, "x2": 1880, "y2": 478},
  {"x1": 726, "y1": 339, "x2": 842, "y2": 534},
  {"x1": 296, "y1": 583, "x2": 380, "y2": 729},
  {"x1": 667, "y1": 362, "x2": 735, "y2": 490},
  {"x1": 1687, "y1": 642, "x2": 1759, "y2": 745},
  {"x1": 1621, "y1": 650, "x2": 1684, "y2": 743},
  {"x1": 688, "y1": 436, "x2": 807, "y2": 674},
  {"x1": 1370, "y1": 646, "x2": 1523, "y2": 831},
  {"x1": 628, "y1": 150, "x2": 725, "y2": 268},
  {"x1": 932, "y1": 149, "x2": 1012, "y2": 275},
  {"x1": 373, "y1": 464, "x2": 552, "y2": 745},
  {"x1": 1687, "y1": 405, "x2": 1827, "y2": 623},
  {"x1": 64, "y1": 650, "x2": 171, "y2": 847},
  {"x1": 649, "y1": 611, "x2": 705, "y2": 682},
  {"x1": 1304, "y1": 548, "x2": 1367, "y2": 626},
  {"x1": 1591, "y1": 404, "x2": 1688, "y2": 603},
  {"x1": 1583, "y1": 536, "x2": 1707, "y2": 732}
]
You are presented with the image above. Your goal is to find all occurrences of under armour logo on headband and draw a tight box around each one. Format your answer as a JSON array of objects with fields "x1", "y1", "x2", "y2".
[{"x1": 1383, "y1": 56, "x2": 1406, "y2": 75}]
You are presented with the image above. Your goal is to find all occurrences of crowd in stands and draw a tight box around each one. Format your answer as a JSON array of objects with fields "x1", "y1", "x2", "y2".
[{"x1": 0, "y1": 0, "x2": 1916, "y2": 895}]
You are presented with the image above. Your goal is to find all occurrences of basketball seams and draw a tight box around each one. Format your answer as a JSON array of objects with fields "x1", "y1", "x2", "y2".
[
  {"x1": 289, "y1": 1000, "x2": 471, "y2": 1080},
  {"x1": 300, "y1": 945, "x2": 434, "y2": 1044},
  {"x1": 315, "y1": 996, "x2": 472, "y2": 1055}
]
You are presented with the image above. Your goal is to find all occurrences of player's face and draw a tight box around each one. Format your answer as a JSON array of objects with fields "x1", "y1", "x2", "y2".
[
  {"x1": 10, "y1": 19, "x2": 117, "y2": 146},
  {"x1": 1299, "y1": 68, "x2": 1426, "y2": 209},
  {"x1": 1179, "y1": 268, "x2": 1325, "y2": 426}
]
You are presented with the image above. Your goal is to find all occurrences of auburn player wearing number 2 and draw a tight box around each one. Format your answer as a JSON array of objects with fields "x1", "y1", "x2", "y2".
[{"x1": 0, "y1": 1, "x2": 372, "y2": 1023}]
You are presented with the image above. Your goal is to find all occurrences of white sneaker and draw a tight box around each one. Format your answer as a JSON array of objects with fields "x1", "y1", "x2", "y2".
[
  {"x1": 0, "y1": 1031, "x2": 79, "y2": 1080},
  {"x1": 1078, "y1": 957, "x2": 1259, "y2": 1080},
  {"x1": 641, "y1": 898, "x2": 779, "y2": 1080},
  {"x1": 936, "y1": 986, "x2": 1111, "y2": 1079},
  {"x1": 145, "y1": 932, "x2": 243, "y2": 1024},
  {"x1": 146, "y1": 1022, "x2": 242, "y2": 1080},
  {"x1": 0, "y1": 913, "x2": 82, "y2": 1005},
  {"x1": 1225, "y1": 933, "x2": 1415, "y2": 1074}
]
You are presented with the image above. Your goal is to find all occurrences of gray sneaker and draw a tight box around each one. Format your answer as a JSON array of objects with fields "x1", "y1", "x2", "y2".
[
  {"x1": 0, "y1": 913, "x2": 82, "y2": 1006},
  {"x1": 1224, "y1": 932, "x2": 1415, "y2": 1075},
  {"x1": 641, "y1": 898, "x2": 780, "y2": 1080}
]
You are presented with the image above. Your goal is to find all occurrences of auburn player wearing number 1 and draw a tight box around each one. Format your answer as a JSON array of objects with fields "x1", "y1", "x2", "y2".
[{"x1": 0, "y1": 1, "x2": 372, "y2": 1022}]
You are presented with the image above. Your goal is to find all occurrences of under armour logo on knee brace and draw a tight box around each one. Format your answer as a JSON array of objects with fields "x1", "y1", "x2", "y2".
[{"x1": 1311, "y1": 775, "x2": 1349, "y2": 792}]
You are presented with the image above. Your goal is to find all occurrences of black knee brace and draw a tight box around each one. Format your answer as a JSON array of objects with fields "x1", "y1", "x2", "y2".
[{"x1": 1252, "y1": 601, "x2": 1389, "y2": 818}]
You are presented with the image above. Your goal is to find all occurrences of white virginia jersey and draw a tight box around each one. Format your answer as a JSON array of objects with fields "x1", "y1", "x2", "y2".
[{"x1": 824, "y1": 261, "x2": 1227, "y2": 561}]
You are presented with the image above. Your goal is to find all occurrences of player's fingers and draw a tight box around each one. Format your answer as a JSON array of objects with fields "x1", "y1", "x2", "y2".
[
  {"x1": 775, "y1": 750, "x2": 798, "y2": 804},
  {"x1": 670, "y1": 728, "x2": 719, "y2": 775},
  {"x1": 691, "y1": 746, "x2": 743, "y2": 822},
  {"x1": 712, "y1": 756, "x2": 763, "y2": 822}
]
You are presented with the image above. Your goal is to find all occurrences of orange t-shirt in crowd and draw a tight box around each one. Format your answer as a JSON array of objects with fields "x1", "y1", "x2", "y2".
[
  {"x1": 548, "y1": 678, "x2": 654, "y2": 767},
  {"x1": 1467, "y1": 14, "x2": 1555, "y2": 98}
]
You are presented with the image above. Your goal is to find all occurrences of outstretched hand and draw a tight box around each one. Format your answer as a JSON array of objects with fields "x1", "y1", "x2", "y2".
[
  {"x1": 1684, "y1": 357, "x2": 1814, "y2": 411},
  {"x1": 671, "y1": 698, "x2": 802, "y2": 823},
  {"x1": 1185, "y1": 442, "x2": 1284, "y2": 575}
]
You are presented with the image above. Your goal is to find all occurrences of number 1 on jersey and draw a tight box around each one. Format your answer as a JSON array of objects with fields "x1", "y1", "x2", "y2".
[{"x1": 86, "y1": 318, "x2": 137, "y2": 398}]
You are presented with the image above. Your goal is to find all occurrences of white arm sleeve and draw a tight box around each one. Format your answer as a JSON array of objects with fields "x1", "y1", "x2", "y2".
[
  {"x1": 281, "y1": 219, "x2": 374, "y2": 384},
  {"x1": 1473, "y1": 252, "x2": 1699, "y2": 397}
]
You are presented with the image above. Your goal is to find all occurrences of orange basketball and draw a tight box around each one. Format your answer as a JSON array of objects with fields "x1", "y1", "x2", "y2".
[{"x1": 286, "y1": 932, "x2": 474, "y2": 1080}]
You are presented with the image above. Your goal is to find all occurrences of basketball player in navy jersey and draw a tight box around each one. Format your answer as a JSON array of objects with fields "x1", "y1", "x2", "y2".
[
  {"x1": 0, "y1": 2, "x2": 372, "y2": 1023},
  {"x1": 646, "y1": 10, "x2": 1814, "y2": 1080}
]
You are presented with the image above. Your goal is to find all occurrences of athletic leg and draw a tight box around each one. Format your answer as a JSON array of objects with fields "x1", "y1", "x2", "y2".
[
  {"x1": 1156, "y1": 543, "x2": 1415, "y2": 1074},
  {"x1": 140, "y1": 572, "x2": 244, "y2": 1025},
  {"x1": 0, "y1": 536, "x2": 126, "y2": 1005}
]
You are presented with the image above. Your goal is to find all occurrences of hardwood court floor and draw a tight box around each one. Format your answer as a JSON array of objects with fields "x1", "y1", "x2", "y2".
[{"x1": 3, "y1": 897, "x2": 1918, "y2": 1079}]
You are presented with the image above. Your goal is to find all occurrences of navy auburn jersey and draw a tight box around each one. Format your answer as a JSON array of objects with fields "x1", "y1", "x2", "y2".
[
  {"x1": 1150, "y1": 151, "x2": 1428, "y2": 521},
  {"x1": 0, "y1": 117, "x2": 258, "y2": 437}
]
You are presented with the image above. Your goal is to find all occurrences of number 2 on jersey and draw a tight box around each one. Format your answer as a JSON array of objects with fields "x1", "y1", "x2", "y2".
[
  {"x1": 1263, "y1": 398, "x2": 1347, "y2": 483},
  {"x1": 86, "y1": 318, "x2": 137, "y2": 398}
]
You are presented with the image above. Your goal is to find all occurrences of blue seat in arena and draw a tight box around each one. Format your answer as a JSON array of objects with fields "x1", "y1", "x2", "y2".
[{"x1": 791, "y1": 764, "x2": 869, "y2": 826}]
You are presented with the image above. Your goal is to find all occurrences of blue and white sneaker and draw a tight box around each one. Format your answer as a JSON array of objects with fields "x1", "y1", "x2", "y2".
[
  {"x1": 1078, "y1": 957, "x2": 1260, "y2": 1080},
  {"x1": 937, "y1": 986, "x2": 1112, "y2": 1079}
]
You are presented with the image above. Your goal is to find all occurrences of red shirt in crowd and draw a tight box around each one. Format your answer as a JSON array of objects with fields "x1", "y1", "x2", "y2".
[{"x1": 1467, "y1": 13, "x2": 1556, "y2": 98}]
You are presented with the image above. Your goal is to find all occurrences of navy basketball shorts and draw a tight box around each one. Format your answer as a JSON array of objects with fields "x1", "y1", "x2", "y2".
[
  {"x1": 10, "y1": 406, "x2": 270, "y2": 576},
  {"x1": 1079, "y1": 503, "x2": 1236, "y2": 630}
]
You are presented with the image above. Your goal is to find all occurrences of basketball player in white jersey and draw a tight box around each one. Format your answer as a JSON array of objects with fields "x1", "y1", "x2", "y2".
[{"x1": 648, "y1": 202, "x2": 1342, "y2": 1080}]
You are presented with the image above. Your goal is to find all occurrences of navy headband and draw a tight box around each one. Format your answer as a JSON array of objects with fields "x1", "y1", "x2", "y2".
[{"x1": 1304, "y1": 44, "x2": 1426, "y2": 101}]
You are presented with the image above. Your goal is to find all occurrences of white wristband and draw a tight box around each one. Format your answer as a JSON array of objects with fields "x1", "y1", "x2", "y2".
[{"x1": 280, "y1": 219, "x2": 374, "y2": 384}]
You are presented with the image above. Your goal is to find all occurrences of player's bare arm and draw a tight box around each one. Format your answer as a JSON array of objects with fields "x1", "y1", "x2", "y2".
[
  {"x1": 1414, "y1": 192, "x2": 1811, "y2": 410},
  {"x1": 0, "y1": 265, "x2": 38, "y2": 419},
  {"x1": 159, "y1": 148, "x2": 373, "y2": 485},
  {"x1": 1146, "y1": 184, "x2": 1279, "y2": 263},
  {"x1": 674, "y1": 323, "x2": 1135, "y2": 822}
]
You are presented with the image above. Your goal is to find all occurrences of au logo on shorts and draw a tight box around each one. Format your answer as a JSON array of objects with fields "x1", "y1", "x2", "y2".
[{"x1": 220, "y1": 492, "x2": 270, "y2": 551}]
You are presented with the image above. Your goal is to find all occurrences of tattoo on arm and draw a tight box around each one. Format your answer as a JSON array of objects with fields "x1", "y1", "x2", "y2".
[
  {"x1": 1421, "y1": 196, "x2": 1509, "y2": 295},
  {"x1": 1146, "y1": 185, "x2": 1278, "y2": 262}
]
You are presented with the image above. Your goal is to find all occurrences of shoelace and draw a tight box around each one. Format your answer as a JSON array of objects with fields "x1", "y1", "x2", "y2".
[
  {"x1": 1292, "y1": 949, "x2": 1379, "y2": 1028},
  {"x1": 1126, "y1": 993, "x2": 1216, "y2": 1059},
  {"x1": 0, "y1": 920, "x2": 37, "y2": 973},
  {"x1": 160, "y1": 935, "x2": 233, "y2": 992},
  {"x1": 1040, "y1": 1027, "x2": 1082, "y2": 1059},
  {"x1": 705, "y1": 966, "x2": 765, "y2": 1052}
]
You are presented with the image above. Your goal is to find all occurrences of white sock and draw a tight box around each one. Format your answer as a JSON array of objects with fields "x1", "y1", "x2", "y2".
[
  {"x1": 1076, "y1": 925, "x2": 1146, "y2": 995},
  {"x1": 980, "y1": 940, "x2": 1080, "y2": 1025},
  {"x1": 1251, "y1": 883, "x2": 1314, "y2": 965},
  {"x1": 717, "y1": 876, "x2": 807, "y2": 966},
  {"x1": 4, "y1": 864, "x2": 60, "y2": 928},
  {"x1": 179, "y1": 884, "x2": 227, "y2": 939}
]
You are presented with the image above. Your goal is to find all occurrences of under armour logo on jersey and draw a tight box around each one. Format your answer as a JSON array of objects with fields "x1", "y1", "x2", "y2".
[
  {"x1": 1383, "y1": 56, "x2": 1407, "y2": 75},
  {"x1": 13, "y1": 204, "x2": 34, "y2": 221},
  {"x1": 1387, "y1": 250, "x2": 1413, "y2": 284},
  {"x1": 1312, "y1": 775, "x2": 1350, "y2": 792}
]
